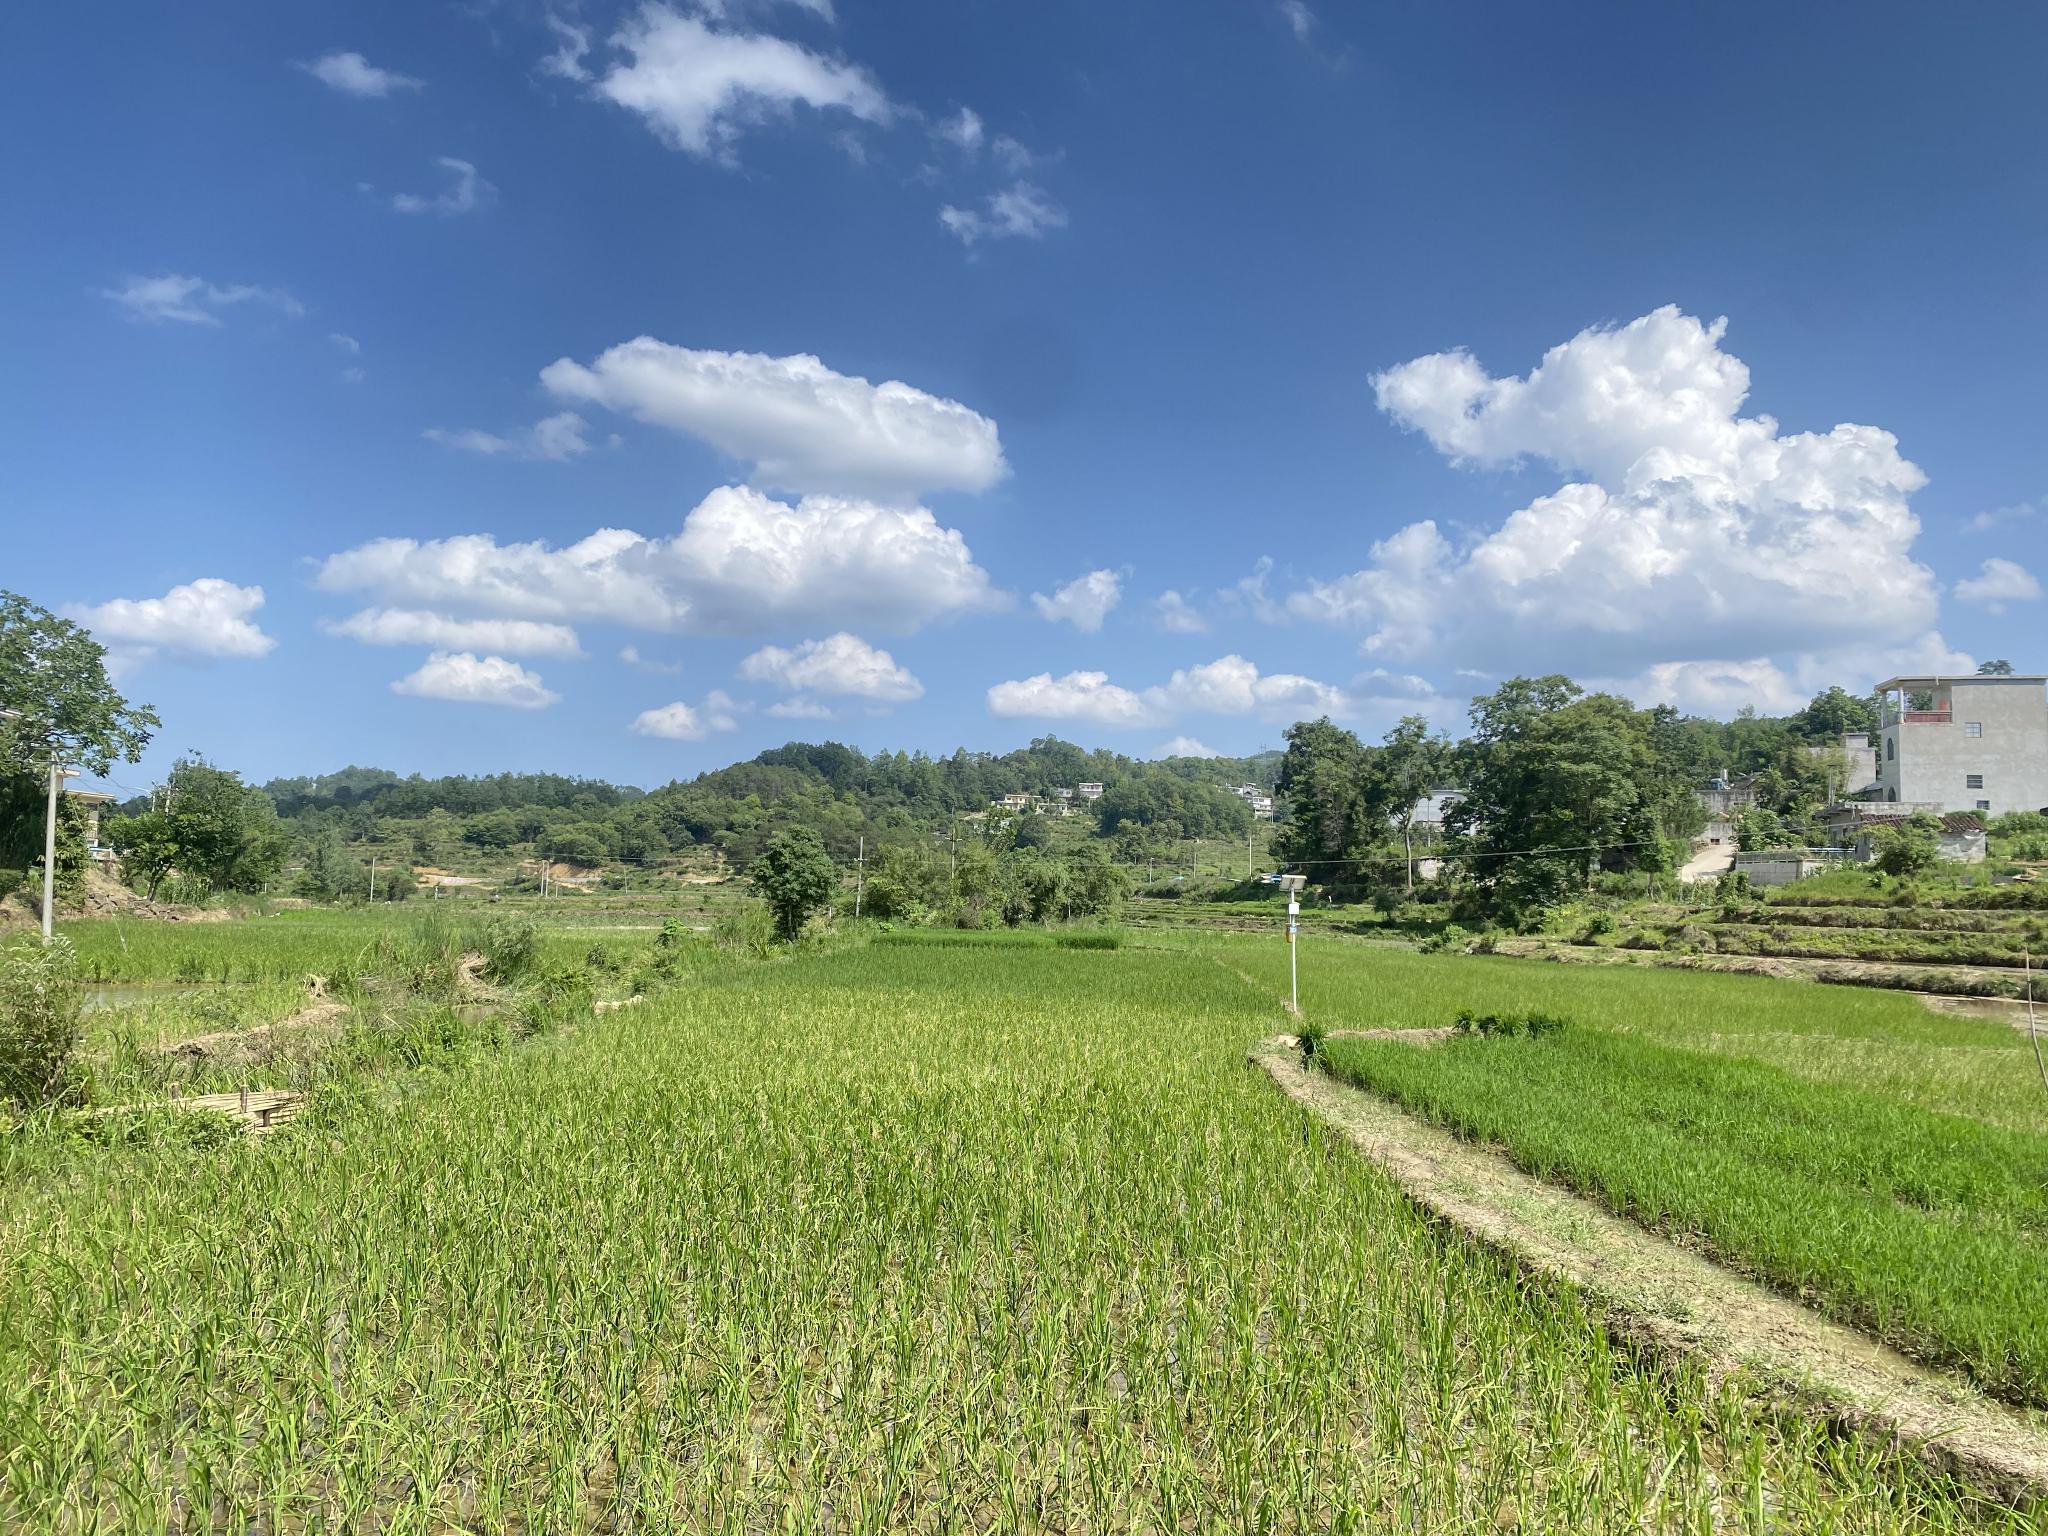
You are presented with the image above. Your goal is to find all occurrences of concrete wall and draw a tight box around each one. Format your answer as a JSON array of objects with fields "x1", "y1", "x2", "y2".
[
  {"x1": 1874, "y1": 677, "x2": 2048, "y2": 815},
  {"x1": 1733, "y1": 852, "x2": 1824, "y2": 887}
]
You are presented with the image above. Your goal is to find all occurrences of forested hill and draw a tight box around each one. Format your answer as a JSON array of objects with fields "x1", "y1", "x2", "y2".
[{"x1": 248, "y1": 738, "x2": 1283, "y2": 868}]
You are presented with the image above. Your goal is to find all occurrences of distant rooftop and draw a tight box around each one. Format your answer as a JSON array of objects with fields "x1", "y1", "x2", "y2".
[{"x1": 1875, "y1": 673, "x2": 2046, "y2": 690}]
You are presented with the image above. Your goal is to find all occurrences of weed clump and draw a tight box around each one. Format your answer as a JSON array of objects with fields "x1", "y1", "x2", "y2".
[
  {"x1": 1297, "y1": 1017, "x2": 1328, "y2": 1066},
  {"x1": 471, "y1": 915, "x2": 540, "y2": 984},
  {"x1": 1452, "y1": 1008, "x2": 1571, "y2": 1040}
]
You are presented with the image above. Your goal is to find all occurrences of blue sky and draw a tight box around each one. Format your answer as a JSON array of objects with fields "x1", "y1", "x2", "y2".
[{"x1": 5, "y1": 0, "x2": 2044, "y2": 791}]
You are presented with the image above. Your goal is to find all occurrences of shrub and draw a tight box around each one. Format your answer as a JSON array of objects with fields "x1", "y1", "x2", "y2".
[
  {"x1": 472, "y1": 915, "x2": 540, "y2": 984},
  {"x1": 0, "y1": 935, "x2": 85, "y2": 1107}
]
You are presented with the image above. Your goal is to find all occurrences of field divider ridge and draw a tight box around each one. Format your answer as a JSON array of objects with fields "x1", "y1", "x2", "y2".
[{"x1": 1249, "y1": 1034, "x2": 2048, "y2": 1506}]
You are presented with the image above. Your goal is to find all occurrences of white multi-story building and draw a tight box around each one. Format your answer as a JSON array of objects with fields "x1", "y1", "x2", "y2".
[
  {"x1": 1226, "y1": 783, "x2": 1275, "y2": 819},
  {"x1": 1871, "y1": 673, "x2": 2048, "y2": 816},
  {"x1": 1076, "y1": 782, "x2": 1105, "y2": 801}
]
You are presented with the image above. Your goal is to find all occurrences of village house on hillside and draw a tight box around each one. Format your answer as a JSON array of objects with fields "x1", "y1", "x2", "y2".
[
  {"x1": 1872, "y1": 672, "x2": 2048, "y2": 816},
  {"x1": 1694, "y1": 772, "x2": 1760, "y2": 847},
  {"x1": 1227, "y1": 784, "x2": 1275, "y2": 819}
]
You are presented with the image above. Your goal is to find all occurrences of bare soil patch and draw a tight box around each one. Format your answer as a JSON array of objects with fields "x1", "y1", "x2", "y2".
[
  {"x1": 1918, "y1": 993, "x2": 2046, "y2": 1033},
  {"x1": 1251, "y1": 1037, "x2": 2048, "y2": 1504}
]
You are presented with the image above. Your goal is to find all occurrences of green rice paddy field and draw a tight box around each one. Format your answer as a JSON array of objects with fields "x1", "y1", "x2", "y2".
[{"x1": 2, "y1": 913, "x2": 2041, "y2": 1530}]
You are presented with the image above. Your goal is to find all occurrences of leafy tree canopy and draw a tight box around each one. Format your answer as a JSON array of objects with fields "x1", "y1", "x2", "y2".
[{"x1": 0, "y1": 590, "x2": 158, "y2": 776}]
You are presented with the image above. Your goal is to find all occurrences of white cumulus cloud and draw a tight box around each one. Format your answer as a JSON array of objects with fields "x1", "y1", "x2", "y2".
[
  {"x1": 392, "y1": 157, "x2": 494, "y2": 216},
  {"x1": 739, "y1": 631, "x2": 922, "y2": 701},
  {"x1": 594, "y1": 3, "x2": 890, "y2": 162},
  {"x1": 423, "y1": 412, "x2": 590, "y2": 462},
  {"x1": 541, "y1": 338, "x2": 1004, "y2": 500},
  {"x1": 103, "y1": 274, "x2": 303, "y2": 326},
  {"x1": 1031, "y1": 569, "x2": 1121, "y2": 632},
  {"x1": 1954, "y1": 557, "x2": 2042, "y2": 613},
  {"x1": 299, "y1": 51, "x2": 423, "y2": 98},
  {"x1": 1154, "y1": 736, "x2": 1221, "y2": 759},
  {"x1": 1599, "y1": 633, "x2": 1977, "y2": 718},
  {"x1": 987, "y1": 670, "x2": 1157, "y2": 728},
  {"x1": 631, "y1": 692, "x2": 742, "y2": 740},
  {"x1": 1287, "y1": 306, "x2": 1940, "y2": 681},
  {"x1": 70, "y1": 578, "x2": 276, "y2": 663},
  {"x1": 988, "y1": 654, "x2": 1346, "y2": 729},
  {"x1": 315, "y1": 484, "x2": 999, "y2": 636},
  {"x1": 392, "y1": 652, "x2": 559, "y2": 709},
  {"x1": 324, "y1": 608, "x2": 584, "y2": 658}
]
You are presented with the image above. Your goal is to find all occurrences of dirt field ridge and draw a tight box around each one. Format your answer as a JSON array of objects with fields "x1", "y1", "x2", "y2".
[{"x1": 1252, "y1": 1036, "x2": 2048, "y2": 1506}]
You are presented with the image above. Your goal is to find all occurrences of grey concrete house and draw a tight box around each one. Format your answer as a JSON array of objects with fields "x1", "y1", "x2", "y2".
[
  {"x1": 1871, "y1": 673, "x2": 2048, "y2": 815},
  {"x1": 1805, "y1": 732, "x2": 1880, "y2": 798}
]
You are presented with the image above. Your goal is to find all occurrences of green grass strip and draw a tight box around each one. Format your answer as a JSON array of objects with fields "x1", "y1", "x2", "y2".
[{"x1": 1321, "y1": 1027, "x2": 2048, "y2": 1407}]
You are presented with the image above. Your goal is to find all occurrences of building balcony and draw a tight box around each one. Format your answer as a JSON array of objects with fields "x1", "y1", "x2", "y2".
[{"x1": 1881, "y1": 707, "x2": 1952, "y2": 727}]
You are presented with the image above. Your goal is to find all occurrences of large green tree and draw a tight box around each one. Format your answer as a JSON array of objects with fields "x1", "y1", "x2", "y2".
[
  {"x1": 119, "y1": 758, "x2": 289, "y2": 896},
  {"x1": 0, "y1": 591, "x2": 160, "y2": 777},
  {"x1": 749, "y1": 827, "x2": 840, "y2": 941},
  {"x1": 1273, "y1": 718, "x2": 1383, "y2": 881},
  {"x1": 1449, "y1": 678, "x2": 1692, "y2": 922},
  {"x1": 0, "y1": 592, "x2": 159, "y2": 896},
  {"x1": 1374, "y1": 714, "x2": 1453, "y2": 895}
]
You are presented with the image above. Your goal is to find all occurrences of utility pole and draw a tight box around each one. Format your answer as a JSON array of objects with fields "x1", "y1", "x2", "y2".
[
  {"x1": 43, "y1": 753, "x2": 75, "y2": 944},
  {"x1": 855, "y1": 834, "x2": 865, "y2": 919},
  {"x1": 1279, "y1": 874, "x2": 1304, "y2": 1015},
  {"x1": 1248, "y1": 823, "x2": 1255, "y2": 878},
  {"x1": 367, "y1": 850, "x2": 377, "y2": 904}
]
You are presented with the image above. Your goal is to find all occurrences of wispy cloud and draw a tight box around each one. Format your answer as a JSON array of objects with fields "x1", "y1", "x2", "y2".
[
  {"x1": 299, "y1": 50, "x2": 424, "y2": 98},
  {"x1": 938, "y1": 182, "x2": 1067, "y2": 247},
  {"x1": 423, "y1": 412, "x2": 591, "y2": 462},
  {"x1": 103, "y1": 273, "x2": 303, "y2": 326},
  {"x1": 393, "y1": 157, "x2": 494, "y2": 216}
]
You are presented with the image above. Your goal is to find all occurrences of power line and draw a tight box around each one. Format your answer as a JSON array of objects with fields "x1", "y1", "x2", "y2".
[{"x1": 1273, "y1": 837, "x2": 1667, "y2": 870}]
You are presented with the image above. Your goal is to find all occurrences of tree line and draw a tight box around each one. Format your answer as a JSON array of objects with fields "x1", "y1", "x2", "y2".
[{"x1": 1270, "y1": 676, "x2": 1926, "y2": 924}]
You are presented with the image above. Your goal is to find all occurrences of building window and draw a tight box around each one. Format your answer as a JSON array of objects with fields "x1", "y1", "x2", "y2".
[
  {"x1": 1965, "y1": 721, "x2": 1983, "y2": 737},
  {"x1": 1967, "y1": 774, "x2": 1985, "y2": 789},
  {"x1": 1977, "y1": 799, "x2": 1992, "y2": 811},
  {"x1": 1886, "y1": 738, "x2": 1895, "y2": 761}
]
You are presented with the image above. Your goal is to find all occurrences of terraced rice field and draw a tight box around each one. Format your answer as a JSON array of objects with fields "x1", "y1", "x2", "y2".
[{"x1": 0, "y1": 926, "x2": 2035, "y2": 1529}]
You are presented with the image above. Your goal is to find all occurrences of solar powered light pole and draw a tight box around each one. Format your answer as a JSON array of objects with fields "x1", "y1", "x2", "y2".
[{"x1": 1278, "y1": 874, "x2": 1306, "y2": 1015}]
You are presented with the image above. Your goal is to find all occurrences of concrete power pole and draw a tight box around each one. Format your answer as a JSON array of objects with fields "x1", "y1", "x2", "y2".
[{"x1": 855, "y1": 834, "x2": 865, "y2": 920}]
